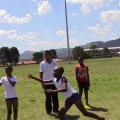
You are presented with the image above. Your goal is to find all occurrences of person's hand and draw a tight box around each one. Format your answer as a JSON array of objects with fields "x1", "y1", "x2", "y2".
[{"x1": 46, "y1": 89, "x2": 53, "y2": 93}]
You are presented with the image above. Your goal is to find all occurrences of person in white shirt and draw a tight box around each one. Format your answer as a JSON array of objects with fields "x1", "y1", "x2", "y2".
[
  {"x1": 0, "y1": 66, "x2": 18, "y2": 120},
  {"x1": 39, "y1": 50, "x2": 59, "y2": 114},
  {"x1": 28, "y1": 67, "x2": 105, "y2": 120}
]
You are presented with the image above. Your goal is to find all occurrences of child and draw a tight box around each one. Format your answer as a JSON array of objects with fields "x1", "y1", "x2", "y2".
[
  {"x1": 28, "y1": 67, "x2": 105, "y2": 120},
  {"x1": 76, "y1": 56, "x2": 90, "y2": 108},
  {"x1": 0, "y1": 66, "x2": 18, "y2": 120}
]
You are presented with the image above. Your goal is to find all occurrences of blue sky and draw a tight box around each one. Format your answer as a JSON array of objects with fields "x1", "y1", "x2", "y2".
[{"x1": 0, "y1": 0, "x2": 120, "y2": 53}]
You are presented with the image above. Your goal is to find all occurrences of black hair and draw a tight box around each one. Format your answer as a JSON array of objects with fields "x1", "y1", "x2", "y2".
[
  {"x1": 44, "y1": 50, "x2": 51, "y2": 55},
  {"x1": 57, "y1": 67, "x2": 64, "y2": 75},
  {"x1": 78, "y1": 55, "x2": 84, "y2": 60},
  {"x1": 5, "y1": 66, "x2": 13, "y2": 71}
]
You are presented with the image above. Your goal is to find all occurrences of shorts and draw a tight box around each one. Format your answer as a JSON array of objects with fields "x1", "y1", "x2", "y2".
[
  {"x1": 65, "y1": 93, "x2": 80, "y2": 105},
  {"x1": 79, "y1": 82, "x2": 90, "y2": 91},
  {"x1": 6, "y1": 97, "x2": 18, "y2": 102}
]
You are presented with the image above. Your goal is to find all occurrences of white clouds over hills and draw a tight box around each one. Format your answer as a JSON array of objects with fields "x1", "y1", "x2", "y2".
[
  {"x1": 87, "y1": 9, "x2": 120, "y2": 35},
  {"x1": 0, "y1": 29, "x2": 37, "y2": 41},
  {"x1": 37, "y1": 1, "x2": 53, "y2": 15},
  {"x1": 0, "y1": 9, "x2": 32, "y2": 24},
  {"x1": 101, "y1": 10, "x2": 120, "y2": 24},
  {"x1": 67, "y1": 0, "x2": 113, "y2": 15},
  {"x1": 87, "y1": 24, "x2": 111, "y2": 35}
]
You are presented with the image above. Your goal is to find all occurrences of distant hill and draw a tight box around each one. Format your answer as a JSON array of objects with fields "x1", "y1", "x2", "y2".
[
  {"x1": 20, "y1": 38, "x2": 120, "y2": 60},
  {"x1": 56, "y1": 48, "x2": 73, "y2": 58},
  {"x1": 20, "y1": 51, "x2": 35, "y2": 60},
  {"x1": 83, "y1": 38, "x2": 120, "y2": 48}
]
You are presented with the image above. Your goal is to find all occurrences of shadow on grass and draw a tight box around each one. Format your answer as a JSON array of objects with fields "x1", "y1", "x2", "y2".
[
  {"x1": 65, "y1": 114, "x2": 80, "y2": 120},
  {"x1": 86, "y1": 105, "x2": 108, "y2": 112},
  {"x1": 49, "y1": 113, "x2": 80, "y2": 120}
]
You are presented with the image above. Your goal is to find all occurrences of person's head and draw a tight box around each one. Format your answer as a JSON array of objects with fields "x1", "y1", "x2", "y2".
[
  {"x1": 53, "y1": 67, "x2": 64, "y2": 78},
  {"x1": 44, "y1": 50, "x2": 52, "y2": 62},
  {"x1": 5, "y1": 66, "x2": 13, "y2": 76},
  {"x1": 78, "y1": 56, "x2": 84, "y2": 65}
]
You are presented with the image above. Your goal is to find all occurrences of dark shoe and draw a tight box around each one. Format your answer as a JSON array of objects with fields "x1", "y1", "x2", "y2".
[
  {"x1": 47, "y1": 112, "x2": 52, "y2": 116},
  {"x1": 53, "y1": 110, "x2": 59, "y2": 114}
]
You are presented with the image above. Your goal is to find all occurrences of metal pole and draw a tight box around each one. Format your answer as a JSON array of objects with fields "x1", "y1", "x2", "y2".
[{"x1": 64, "y1": 0, "x2": 71, "y2": 64}]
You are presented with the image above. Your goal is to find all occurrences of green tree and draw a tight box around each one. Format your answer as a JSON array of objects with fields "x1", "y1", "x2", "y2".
[
  {"x1": 72, "y1": 46, "x2": 84, "y2": 60},
  {"x1": 102, "y1": 47, "x2": 109, "y2": 57},
  {"x1": 10, "y1": 47, "x2": 20, "y2": 65},
  {"x1": 33, "y1": 52, "x2": 43, "y2": 63},
  {"x1": 0, "y1": 47, "x2": 11, "y2": 65},
  {"x1": 90, "y1": 44, "x2": 98, "y2": 58}
]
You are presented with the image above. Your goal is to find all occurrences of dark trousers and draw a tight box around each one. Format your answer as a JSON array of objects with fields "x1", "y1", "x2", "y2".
[{"x1": 44, "y1": 84, "x2": 59, "y2": 113}]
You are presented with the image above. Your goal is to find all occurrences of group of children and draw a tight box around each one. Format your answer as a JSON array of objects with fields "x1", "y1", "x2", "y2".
[{"x1": 0, "y1": 57, "x2": 105, "y2": 120}]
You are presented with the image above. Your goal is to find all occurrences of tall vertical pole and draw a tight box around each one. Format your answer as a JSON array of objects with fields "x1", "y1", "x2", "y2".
[{"x1": 64, "y1": 0, "x2": 71, "y2": 64}]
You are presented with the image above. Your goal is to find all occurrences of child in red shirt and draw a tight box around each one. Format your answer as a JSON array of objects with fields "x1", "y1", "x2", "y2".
[{"x1": 76, "y1": 56, "x2": 90, "y2": 108}]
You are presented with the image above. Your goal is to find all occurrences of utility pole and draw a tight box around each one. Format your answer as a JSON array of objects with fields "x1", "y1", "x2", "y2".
[{"x1": 64, "y1": 0, "x2": 71, "y2": 64}]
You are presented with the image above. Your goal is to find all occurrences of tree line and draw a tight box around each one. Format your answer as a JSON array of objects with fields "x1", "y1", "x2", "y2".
[
  {"x1": 0, "y1": 45, "x2": 111, "y2": 66},
  {"x1": 0, "y1": 47, "x2": 20, "y2": 66},
  {"x1": 33, "y1": 45, "x2": 111, "y2": 63},
  {"x1": 72, "y1": 45, "x2": 110, "y2": 60}
]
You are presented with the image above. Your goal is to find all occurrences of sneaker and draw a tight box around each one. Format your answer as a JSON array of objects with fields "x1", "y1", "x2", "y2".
[{"x1": 85, "y1": 105, "x2": 91, "y2": 109}]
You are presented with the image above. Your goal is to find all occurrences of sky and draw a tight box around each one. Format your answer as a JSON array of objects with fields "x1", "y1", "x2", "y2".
[{"x1": 0, "y1": 0, "x2": 120, "y2": 53}]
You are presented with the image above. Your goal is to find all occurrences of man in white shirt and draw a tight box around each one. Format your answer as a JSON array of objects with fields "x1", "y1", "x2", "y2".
[{"x1": 40, "y1": 50, "x2": 59, "y2": 115}]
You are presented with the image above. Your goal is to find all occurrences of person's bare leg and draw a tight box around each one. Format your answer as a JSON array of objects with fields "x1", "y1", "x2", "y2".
[
  {"x1": 79, "y1": 88, "x2": 83, "y2": 99},
  {"x1": 75, "y1": 98, "x2": 105, "y2": 120},
  {"x1": 84, "y1": 90, "x2": 89, "y2": 106},
  {"x1": 6, "y1": 100, "x2": 12, "y2": 120},
  {"x1": 12, "y1": 99, "x2": 18, "y2": 120},
  {"x1": 59, "y1": 102, "x2": 72, "y2": 120}
]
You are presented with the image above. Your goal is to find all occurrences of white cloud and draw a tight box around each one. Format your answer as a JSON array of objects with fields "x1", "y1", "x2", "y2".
[
  {"x1": 87, "y1": 24, "x2": 111, "y2": 35},
  {"x1": 28, "y1": 38, "x2": 80, "y2": 51},
  {"x1": 71, "y1": 12, "x2": 78, "y2": 16},
  {"x1": 32, "y1": 0, "x2": 38, "y2": 2},
  {"x1": 56, "y1": 30, "x2": 66, "y2": 37},
  {"x1": 101, "y1": 10, "x2": 120, "y2": 24},
  {"x1": 56, "y1": 29, "x2": 76, "y2": 37},
  {"x1": 0, "y1": 9, "x2": 32, "y2": 24},
  {"x1": 67, "y1": 0, "x2": 113, "y2": 15},
  {"x1": 37, "y1": 1, "x2": 53, "y2": 15},
  {"x1": 0, "y1": 29, "x2": 37, "y2": 41}
]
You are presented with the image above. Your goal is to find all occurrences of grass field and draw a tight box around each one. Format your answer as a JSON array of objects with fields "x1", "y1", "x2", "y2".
[{"x1": 0, "y1": 57, "x2": 120, "y2": 120}]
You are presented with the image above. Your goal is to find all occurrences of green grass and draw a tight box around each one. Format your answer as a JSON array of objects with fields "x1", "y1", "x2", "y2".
[{"x1": 0, "y1": 57, "x2": 120, "y2": 120}]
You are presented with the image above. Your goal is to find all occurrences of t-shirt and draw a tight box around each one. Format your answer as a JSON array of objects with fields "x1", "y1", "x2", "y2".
[
  {"x1": 53, "y1": 77, "x2": 77, "y2": 100},
  {"x1": 0, "y1": 76, "x2": 17, "y2": 99},
  {"x1": 40, "y1": 59, "x2": 57, "y2": 85},
  {"x1": 76, "y1": 64, "x2": 89, "y2": 83}
]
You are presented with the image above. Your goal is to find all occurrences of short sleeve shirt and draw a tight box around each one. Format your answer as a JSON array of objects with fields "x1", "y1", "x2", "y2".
[
  {"x1": 76, "y1": 64, "x2": 89, "y2": 82},
  {"x1": 40, "y1": 59, "x2": 57, "y2": 85},
  {"x1": 0, "y1": 76, "x2": 17, "y2": 99}
]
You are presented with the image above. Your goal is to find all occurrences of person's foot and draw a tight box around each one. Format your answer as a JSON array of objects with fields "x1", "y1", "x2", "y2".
[
  {"x1": 85, "y1": 105, "x2": 91, "y2": 109},
  {"x1": 53, "y1": 110, "x2": 59, "y2": 114},
  {"x1": 47, "y1": 112, "x2": 52, "y2": 116}
]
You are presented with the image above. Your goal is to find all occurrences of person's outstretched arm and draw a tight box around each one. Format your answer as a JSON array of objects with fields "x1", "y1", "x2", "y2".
[
  {"x1": 28, "y1": 74, "x2": 53, "y2": 83},
  {"x1": 28, "y1": 74, "x2": 43, "y2": 83}
]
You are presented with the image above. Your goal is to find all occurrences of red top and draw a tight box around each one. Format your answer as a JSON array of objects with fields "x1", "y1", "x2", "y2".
[{"x1": 76, "y1": 64, "x2": 89, "y2": 83}]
